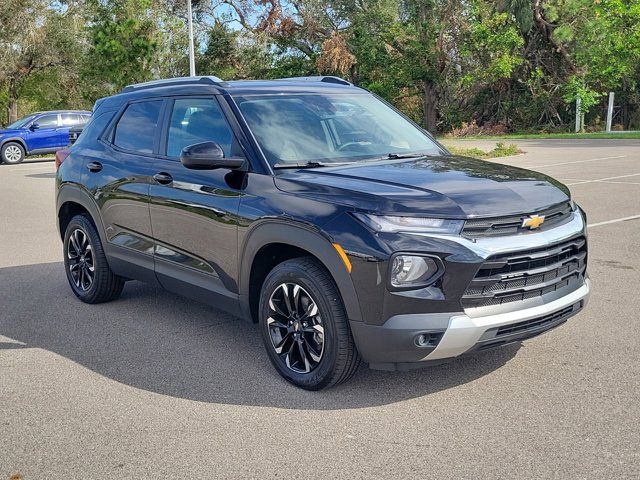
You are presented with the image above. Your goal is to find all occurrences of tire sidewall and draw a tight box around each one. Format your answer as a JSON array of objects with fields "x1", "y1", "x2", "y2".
[
  {"x1": 259, "y1": 263, "x2": 341, "y2": 389},
  {"x1": 1, "y1": 142, "x2": 26, "y2": 164}
]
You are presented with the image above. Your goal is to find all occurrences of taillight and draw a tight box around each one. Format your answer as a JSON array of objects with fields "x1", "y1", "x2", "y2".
[{"x1": 55, "y1": 149, "x2": 71, "y2": 170}]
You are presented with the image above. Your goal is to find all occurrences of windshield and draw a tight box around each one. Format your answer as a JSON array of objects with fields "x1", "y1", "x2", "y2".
[
  {"x1": 6, "y1": 114, "x2": 38, "y2": 130},
  {"x1": 233, "y1": 93, "x2": 443, "y2": 166}
]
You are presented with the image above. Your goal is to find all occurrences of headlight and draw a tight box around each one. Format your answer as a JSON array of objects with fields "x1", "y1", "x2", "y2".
[
  {"x1": 353, "y1": 213, "x2": 464, "y2": 234},
  {"x1": 389, "y1": 254, "x2": 443, "y2": 289}
]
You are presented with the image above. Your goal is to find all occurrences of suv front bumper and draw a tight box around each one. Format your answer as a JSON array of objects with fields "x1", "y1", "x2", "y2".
[{"x1": 351, "y1": 278, "x2": 590, "y2": 371}]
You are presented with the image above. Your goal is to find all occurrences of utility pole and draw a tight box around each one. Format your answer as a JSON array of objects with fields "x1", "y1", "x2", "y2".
[
  {"x1": 606, "y1": 92, "x2": 615, "y2": 133},
  {"x1": 187, "y1": 0, "x2": 196, "y2": 77}
]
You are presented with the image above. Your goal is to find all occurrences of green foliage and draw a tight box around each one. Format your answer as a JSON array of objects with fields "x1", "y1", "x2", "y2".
[
  {"x1": 563, "y1": 76, "x2": 603, "y2": 112},
  {"x1": 1, "y1": 0, "x2": 639, "y2": 131},
  {"x1": 446, "y1": 142, "x2": 522, "y2": 159},
  {"x1": 83, "y1": 0, "x2": 159, "y2": 96}
]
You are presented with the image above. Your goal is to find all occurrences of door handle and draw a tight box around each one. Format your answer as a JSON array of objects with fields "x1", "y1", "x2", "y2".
[
  {"x1": 153, "y1": 172, "x2": 173, "y2": 184},
  {"x1": 87, "y1": 161, "x2": 102, "y2": 172}
]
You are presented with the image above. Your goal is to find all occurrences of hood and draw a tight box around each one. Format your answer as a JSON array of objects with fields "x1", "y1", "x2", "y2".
[
  {"x1": 0, "y1": 129, "x2": 24, "y2": 137},
  {"x1": 275, "y1": 155, "x2": 571, "y2": 218}
]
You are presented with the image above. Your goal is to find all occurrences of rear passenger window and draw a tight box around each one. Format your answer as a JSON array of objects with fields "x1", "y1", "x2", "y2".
[
  {"x1": 114, "y1": 101, "x2": 162, "y2": 154},
  {"x1": 166, "y1": 98, "x2": 234, "y2": 158},
  {"x1": 61, "y1": 114, "x2": 80, "y2": 126}
]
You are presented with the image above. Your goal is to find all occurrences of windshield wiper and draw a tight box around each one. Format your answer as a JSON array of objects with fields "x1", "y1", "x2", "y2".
[
  {"x1": 354, "y1": 152, "x2": 435, "y2": 164},
  {"x1": 386, "y1": 152, "x2": 432, "y2": 159},
  {"x1": 272, "y1": 161, "x2": 353, "y2": 169}
]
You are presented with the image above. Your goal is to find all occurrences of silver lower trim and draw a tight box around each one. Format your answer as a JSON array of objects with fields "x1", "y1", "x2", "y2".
[{"x1": 425, "y1": 278, "x2": 591, "y2": 360}]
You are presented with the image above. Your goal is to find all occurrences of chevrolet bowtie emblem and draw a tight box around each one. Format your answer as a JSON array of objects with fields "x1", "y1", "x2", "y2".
[{"x1": 522, "y1": 214, "x2": 545, "y2": 229}]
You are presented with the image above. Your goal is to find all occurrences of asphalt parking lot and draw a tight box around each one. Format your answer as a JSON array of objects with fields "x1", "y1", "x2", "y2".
[{"x1": 1, "y1": 139, "x2": 639, "y2": 479}]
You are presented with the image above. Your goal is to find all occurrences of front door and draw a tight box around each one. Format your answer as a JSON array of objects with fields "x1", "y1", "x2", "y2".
[
  {"x1": 148, "y1": 96, "x2": 245, "y2": 311},
  {"x1": 26, "y1": 113, "x2": 61, "y2": 152}
]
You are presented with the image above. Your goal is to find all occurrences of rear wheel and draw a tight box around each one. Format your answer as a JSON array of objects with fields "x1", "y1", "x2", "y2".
[
  {"x1": 63, "y1": 214, "x2": 125, "y2": 303},
  {"x1": 259, "y1": 257, "x2": 361, "y2": 390},
  {"x1": 1, "y1": 142, "x2": 25, "y2": 164}
]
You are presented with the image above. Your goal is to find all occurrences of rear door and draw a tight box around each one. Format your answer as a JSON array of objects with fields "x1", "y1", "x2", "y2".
[
  {"x1": 83, "y1": 99, "x2": 165, "y2": 283},
  {"x1": 59, "y1": 113, "x2": 83, "y2": 147},
  {"x1": 148, "y1": 96, "x2": 245, "y2": 310},
  {"x1": 26, "y1": 113, "x2": 60, "y2": 151}
]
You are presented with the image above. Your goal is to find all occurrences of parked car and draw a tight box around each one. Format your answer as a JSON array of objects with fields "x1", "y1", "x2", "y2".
[
  {"x1": 0, "y1": 110, "x2": 91, "y2": 164},
  {"x1": 68, "y1": 125, "x2": 84, "y2": 145},
  {"x1": 55, "y1": 76, "x2": 590, "y2": 389}
]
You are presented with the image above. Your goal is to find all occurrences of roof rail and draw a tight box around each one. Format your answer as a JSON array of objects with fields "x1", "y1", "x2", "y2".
[
  {"x1": 277, "y1": 76, "x2": 352, "y2": 86},
  {"x1": 121, "y1": 76, "x2": 224, "y2": 93}
]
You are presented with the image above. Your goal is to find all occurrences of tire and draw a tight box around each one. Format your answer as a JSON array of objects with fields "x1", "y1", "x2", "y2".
[
  {"x1": 63, "y1": 214, "x2": 125, "y2": 304},
  {"x1": 1, "y1": 142, "x2": 26, "y2": 164},
  {"x1": 259, "y1": 257, "x2": 361, "y2": 390}
]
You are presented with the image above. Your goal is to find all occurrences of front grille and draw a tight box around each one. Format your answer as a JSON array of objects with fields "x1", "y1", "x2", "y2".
[
  {"x1": 462, "y1": 202, "x2": 573, "y2": 238},
  {"x1": 495, "y1": 304, "x2": 577, "y2": 337},
  {"x1": 462, "y1": 236, "x2": 587, "y2": 308},
  {"x1": 473, "y1": 301, "x2": 583, "y2": 351}
]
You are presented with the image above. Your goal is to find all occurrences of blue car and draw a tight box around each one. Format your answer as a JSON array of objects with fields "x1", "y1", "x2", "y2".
[{"x1": 0, "y1": 110, "x2": 91, "y2": 164}]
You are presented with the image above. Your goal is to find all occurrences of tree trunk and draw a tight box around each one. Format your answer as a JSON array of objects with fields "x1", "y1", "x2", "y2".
[
  {"x1": 422, "y1": 81, "x2": 438, "y2": 133},
  {"x1": 8, "y1": 78, "x2": 19, "y2": 124}
]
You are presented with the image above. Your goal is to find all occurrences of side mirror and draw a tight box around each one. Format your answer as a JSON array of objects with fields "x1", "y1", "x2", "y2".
[
  {"x1": 180, "y1": 141, "x2": 245, "y2": 170},
  {"x1": 30, "y1": 123, "x2": 40, "y2": 131}
]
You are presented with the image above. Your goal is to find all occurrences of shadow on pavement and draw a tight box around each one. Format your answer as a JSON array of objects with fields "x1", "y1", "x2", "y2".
[{"x1": 0, "y1": 262, "x2": 520, "y2": 410}]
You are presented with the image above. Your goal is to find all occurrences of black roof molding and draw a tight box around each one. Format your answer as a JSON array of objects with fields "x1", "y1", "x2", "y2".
[
  {"x1": 121, "y1": 76, "x2": 225, "y2": 94},
  {"x1": 276, "y1": 76, "x2": 352, "y2": 86}
]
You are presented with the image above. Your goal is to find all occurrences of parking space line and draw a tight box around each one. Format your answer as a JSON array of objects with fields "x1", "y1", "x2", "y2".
[
  {"x1": 566, "y1": 173, "x2": 640, "y2": 185},
  {"x1": 592, "y1": 180, "x2": 640, "y2": 185},
  {"x1": 588, "y1": 215, "x2": 640, "y2": 228},
  {"x1": 523, "y1": 155, "x2": 627, "y2": 168},
  {"x1": 1, "y1": 165, "x2": 55, "y2": 172}
]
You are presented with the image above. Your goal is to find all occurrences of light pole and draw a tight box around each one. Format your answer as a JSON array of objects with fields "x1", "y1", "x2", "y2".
[{"x1": 187, "y1": 0, "x2": 196, "y2": 76}]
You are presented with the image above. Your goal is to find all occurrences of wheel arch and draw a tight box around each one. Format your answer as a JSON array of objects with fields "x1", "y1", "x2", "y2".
[
  {"x1": 57, "y1": 185, "x2": 106, "y2": 243},
  {"x1": 1, "y1": 137, "x2": 28, "y2": 155},
  {"x1": 239, "y1": 221, "x2": 363, "y2": 324}
]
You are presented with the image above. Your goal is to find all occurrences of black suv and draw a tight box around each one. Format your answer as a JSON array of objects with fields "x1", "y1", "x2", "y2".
[{"x1": 56, "y1": 76, "x2": 590, "y2": 389}]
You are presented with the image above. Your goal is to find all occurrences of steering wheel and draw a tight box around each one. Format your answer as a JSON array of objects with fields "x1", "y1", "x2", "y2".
[{"x1": 337, "y1": 141, "x2": 370, "y2": 152}]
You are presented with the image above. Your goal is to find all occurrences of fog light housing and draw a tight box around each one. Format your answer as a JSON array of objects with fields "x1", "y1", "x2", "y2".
[
  {"x1": 389, "y1": 254, "x2": 443, "y2": 290},
  {"x1": 414, "y1": 332, "x2": 444, "y2": 348}
]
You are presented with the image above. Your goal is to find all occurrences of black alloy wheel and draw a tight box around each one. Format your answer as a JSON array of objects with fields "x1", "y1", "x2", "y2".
[
  {"x1": 259, "y1": 257, "x2": 361, "y2": 390},
  {"x1": 67, "y1": 228, "x2": 95, "y2": 292},
  {"x1": 63, "y1": 214, "x2": 125, "y2": 303},
  {"x1": 267, "y1": 282, "x2": 325, "y2": 374}
]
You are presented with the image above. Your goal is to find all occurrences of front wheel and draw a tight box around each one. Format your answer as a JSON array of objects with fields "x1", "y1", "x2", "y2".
[
  {"x1": 259, "y1": 257, "x2": 361, "y2": 390},
  {"x1": 1, "y1": 142, "x2": 25, "y2": 164}
]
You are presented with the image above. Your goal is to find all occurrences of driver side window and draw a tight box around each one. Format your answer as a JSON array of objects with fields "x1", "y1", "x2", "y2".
[
  {"x1": 34, "y1": 114, "x2": 59, "y2": 129},
  {"x1": 166, "y1": 98, "x2": 234, "y2": 159}
]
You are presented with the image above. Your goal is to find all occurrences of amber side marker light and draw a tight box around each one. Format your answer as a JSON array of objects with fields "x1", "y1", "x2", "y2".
[
  {"x1": 332, "y1": 243, "x2": 352, "y2": 273},
  {"x1": 55, "y1": 149, "x2": 71, "y2": 170}
]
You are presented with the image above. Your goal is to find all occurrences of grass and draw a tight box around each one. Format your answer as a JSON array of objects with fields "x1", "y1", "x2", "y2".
[
  {"x1": 439, "y1": 131, "x2": 640, "y2": 140},
  {"x1": 445, "y1": 142, "x2": 523, "y2": 159}
]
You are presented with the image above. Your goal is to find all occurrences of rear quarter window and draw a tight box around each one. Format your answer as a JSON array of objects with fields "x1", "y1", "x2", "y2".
[
  {"x1": 72, "y1": 110, "x2": 117, "y2": 148},
  {"x1": 113, "y1": 101, "x2": 162, "y2": 154}
]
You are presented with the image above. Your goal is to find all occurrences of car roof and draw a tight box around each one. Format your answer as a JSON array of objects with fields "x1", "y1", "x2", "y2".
[
  {"x1": 31, "y1": 110, "x2": 92, "y2": 115},
  {"x1": 113, "y1": 76, "x2": 367, "y2": 100}
]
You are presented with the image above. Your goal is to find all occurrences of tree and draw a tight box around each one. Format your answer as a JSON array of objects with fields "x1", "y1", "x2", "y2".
[
  {"x1": 82, "y1": 0, "x2": 159, "y2": 98},
  {"x1": 0, "y1": 0, "x2": 84, "y2": 123}
]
